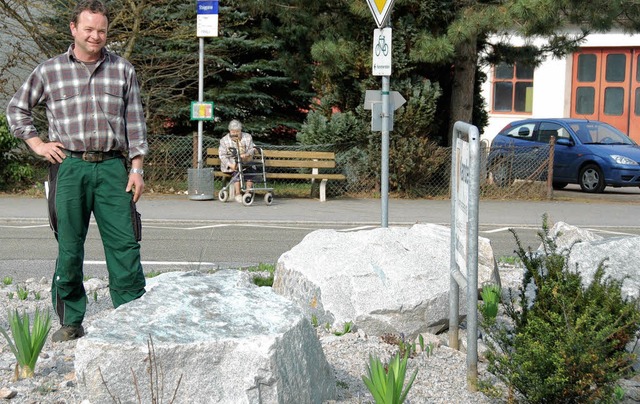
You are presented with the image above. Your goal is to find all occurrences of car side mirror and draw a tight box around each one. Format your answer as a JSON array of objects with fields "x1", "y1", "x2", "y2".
[{"x1": 556, "y1": 138, "x2": 573, "y2": 146}]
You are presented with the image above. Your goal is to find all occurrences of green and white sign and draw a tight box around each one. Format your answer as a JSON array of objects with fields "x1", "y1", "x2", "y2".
[{"x1": 190, "y1": 101, "x2": 214, "y2": 121}]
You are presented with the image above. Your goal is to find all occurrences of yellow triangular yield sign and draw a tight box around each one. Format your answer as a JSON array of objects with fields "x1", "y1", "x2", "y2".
[{"x1": 365, "y1": 0, "x2": 396, "y2": 28}]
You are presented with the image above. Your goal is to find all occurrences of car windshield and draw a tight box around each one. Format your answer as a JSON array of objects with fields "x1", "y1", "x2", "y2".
[{"x1": 570, "y1": 122, "x2": 637, "y2": 145}]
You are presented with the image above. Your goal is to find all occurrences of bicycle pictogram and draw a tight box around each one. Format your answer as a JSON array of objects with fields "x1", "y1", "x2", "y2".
[{"x1": 375, "y1": 34, "x2": 389, "y2": 56}]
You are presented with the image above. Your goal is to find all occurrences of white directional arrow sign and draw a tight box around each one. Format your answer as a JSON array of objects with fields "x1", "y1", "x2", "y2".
[
  {"x1": 364, "y1": 89, "x2": 406, "y2": 131},
  {"x1": 364, "y1": 90, "x2": 406, "y2": 111},
  {"x1": 365, "y1": 0, "x2": 396, "y2": 28}
]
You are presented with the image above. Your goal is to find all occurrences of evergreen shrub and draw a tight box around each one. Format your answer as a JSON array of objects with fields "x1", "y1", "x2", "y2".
[
  {"x1": 0, "y1": 115, "x2": 36, "y2": 191},
  {"x1": 483, "y1": 216, "x2": 640, "y2": 403}
]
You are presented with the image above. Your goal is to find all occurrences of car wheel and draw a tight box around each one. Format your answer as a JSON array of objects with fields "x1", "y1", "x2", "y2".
[
  {"x1": 579, "y1": 164, "x2": 606, "y2": 193},
  {"x1": 490, "y1": 159, "x2": 514, "y2": 187},
  {"x1": 552, "y1": 182, "x2": 568, "y2": 190}
]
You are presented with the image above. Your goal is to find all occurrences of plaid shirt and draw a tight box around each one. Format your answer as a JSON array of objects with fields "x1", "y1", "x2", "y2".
[
  {"x1": 219, "y1": 132, "x2": 255, "y2": 173},
  {"x1": 6, "y1": 45, "x2": 148, "y2": 158}
]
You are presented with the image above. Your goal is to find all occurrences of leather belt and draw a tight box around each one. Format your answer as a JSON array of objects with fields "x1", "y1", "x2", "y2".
[{"x1": 63, "y1": 149, "x2": 123, "y2": 163}]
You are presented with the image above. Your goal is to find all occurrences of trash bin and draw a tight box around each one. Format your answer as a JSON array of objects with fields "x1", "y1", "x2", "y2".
[{"x1": 187, "y1": 168, "x2": 214, "y2": 200}]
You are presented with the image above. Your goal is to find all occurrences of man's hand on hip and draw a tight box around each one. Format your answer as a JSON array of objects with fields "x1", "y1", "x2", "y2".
[{"x1": 26, "y1": 138, "x2": 66, "y2": 164}]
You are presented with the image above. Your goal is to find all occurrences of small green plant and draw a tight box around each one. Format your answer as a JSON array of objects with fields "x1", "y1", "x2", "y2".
[
  {"x1": 381, "y1": 333, "x2": 419, "y2": 358},
  {"x1": 311, "y1": 314, "x2": 318, "y2": 327},
  {"x1": 422, "y1": 341, "x2": 435, "y2": 358},
  {"x1": 333, "y1": 321, "x2": 353, "y2": 336},
  {"x1": 477, "y1": 378, "x2": 503, "y2": 399},
  {"x1": 614, "y1": 385, "x2": 625, "y2": 401},
  {"x1": 252, "y1": 276, "x2": 273, "y2": 287},
  {"x1": 0, "y1": 308, "x2": 52, "y2": 379},
  {"x1": 93, "y1": 290, "x2": 98, "y2": 302},
  {"x1": 362, "y1": 352, "x2": 418, "y2": 404},
  {"x1": 479, "y1": 284, "x2": 501, "y2": 323},
  {"x1": 32, "y1": 291, "x2": 41, "y2": 301},
  {"x1": 16, "y1": 286, "x2": 28, "y2": 300},
  {"x1": 497, "y1": 255, "x2": 520, "y2": 265},
  {"x1": 2, "y1": 276, "x2": 13, "y2": 286},
  {"x1": 146, "y1": 270, "x2": 162, "y2": 278},
  {"x1": 7, "y1": 292, "x2": 14, "y2": 300},
  {"x1": 246, "y1": 263, "x2": 275, "y2": 273},
  {"x1": 248, "y1": 263, "x2": 275, "y2": 287}
]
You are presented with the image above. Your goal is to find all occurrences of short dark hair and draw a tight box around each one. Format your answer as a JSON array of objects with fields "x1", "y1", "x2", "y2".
[{"x1": 72, "y1": 0, "x2": 110, "y2": 25}]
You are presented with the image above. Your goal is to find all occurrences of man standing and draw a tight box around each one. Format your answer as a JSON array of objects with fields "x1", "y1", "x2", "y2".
[{"x1": 6, "y1": 0, "x2": 147, "y2": 342}]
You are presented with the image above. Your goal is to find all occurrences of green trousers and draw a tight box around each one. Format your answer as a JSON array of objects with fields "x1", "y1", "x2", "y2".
[{"x1": 51, "y1": 156, "x2": 145, "y2": 326}]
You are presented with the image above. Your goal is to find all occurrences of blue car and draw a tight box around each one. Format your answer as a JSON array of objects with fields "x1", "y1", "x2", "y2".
[{"x1": 487, "y1": 118, "x2": 640, "y2": 193}]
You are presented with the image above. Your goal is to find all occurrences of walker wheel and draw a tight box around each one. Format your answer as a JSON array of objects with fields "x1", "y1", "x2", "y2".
[
  {"x1": 264, "y1": 193, "x2": 273, "y2": 206},
  {"x1": 218, "y1": 189, "x2": 229, "y2": 202},
  {"x1": 242, "y1": 192, "x2": 254, "y2": 206}
]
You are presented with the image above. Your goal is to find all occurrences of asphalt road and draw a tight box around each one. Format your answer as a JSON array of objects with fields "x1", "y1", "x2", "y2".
[{"x1": 1, "y1": 187, "x2": 639, "y2": 282}]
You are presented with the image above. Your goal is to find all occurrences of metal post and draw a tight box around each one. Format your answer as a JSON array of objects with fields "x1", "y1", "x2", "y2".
[
  {"x1": 381, "y1": 75, "x2": 390, "y2": 228},
  {"x1": 467, "y1": 126, "x2": 480, "y2": 391},
  {"x1": 197, "y1": 37, "x2": 204, "y2": 169},
  {"x1": 449, "y1": 121, "x2": 480, "y2": 391},
  {"x1": 547, "y1": 136, "x2": 555, "y2": 199},
  {"x1": 449, "y1": 135, "x2": 459, "y2": 350}
]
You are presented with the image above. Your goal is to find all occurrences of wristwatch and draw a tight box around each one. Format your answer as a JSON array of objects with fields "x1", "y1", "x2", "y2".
[{"x1": 130, "y1": 168, "x2": 144, "y2": 176}]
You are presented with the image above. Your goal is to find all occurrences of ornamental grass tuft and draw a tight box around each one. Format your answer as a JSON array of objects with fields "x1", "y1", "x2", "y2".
[
  {"x1": 0, "y1": 308, "x2": 51, "y2": 379},
  {"x1": 362, "y1": 351, "x2": 418, "y2": 404},
  {"x1": 479, "y1": 283, "x2": 501, "y2": 324}
]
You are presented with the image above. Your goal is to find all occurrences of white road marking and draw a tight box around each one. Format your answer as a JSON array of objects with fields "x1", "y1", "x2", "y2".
[
  {"x1": 0, "y1": 224, "x2": 50, "y2": 229},
  {"x1": 84, "y1": 260, "x2": 218, "y2": 267}
]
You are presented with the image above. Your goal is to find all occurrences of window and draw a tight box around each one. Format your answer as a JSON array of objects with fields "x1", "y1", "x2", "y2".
[
  {"x1": 504, "y1": 123, "x2": 536, "y2": 140},
  {"x1": 537, "y1": 123, "x2": 563, "y2": 143},
  {"x1": 575, "y1": 87, "x2": 595, "y2": 114},
  {"x1": 492, "y1": 62, "x2": 534, "y2": 113}
]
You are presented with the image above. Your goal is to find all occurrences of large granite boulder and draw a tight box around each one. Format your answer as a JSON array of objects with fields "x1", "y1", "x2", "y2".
[
  {"x1": 273, "y1": 224, "x2": 500, "y2": 338},
  {"x1": 544, "y1": 222, "x2": 640, "y2": 300},
  {"x1": 75, "y1": 270, "x2": 336, "y2": 404},
  {"x1": 539, "y1": 221, "x2": 604, "y2": 252}
]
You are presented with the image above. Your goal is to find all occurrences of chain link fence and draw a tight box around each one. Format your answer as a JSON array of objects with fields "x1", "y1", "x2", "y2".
[{"x1": 145, "y1": 134, "x2": 555, "y2": 200}]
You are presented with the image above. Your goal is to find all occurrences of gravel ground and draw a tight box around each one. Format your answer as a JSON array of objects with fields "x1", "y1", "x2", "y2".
[{"x1": 0, "y1": 270, "x2": 518, "y2": 403}]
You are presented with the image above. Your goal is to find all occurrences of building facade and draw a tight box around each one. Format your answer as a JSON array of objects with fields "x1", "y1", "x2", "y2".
[{"x1": 481, "y1": 29, "x2": 640, "y2": 146}]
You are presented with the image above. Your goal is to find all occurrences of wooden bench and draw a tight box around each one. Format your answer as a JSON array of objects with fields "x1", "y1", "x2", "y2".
[{"x1": 206, "y1": 148, "x2": 347, "y2": 202}]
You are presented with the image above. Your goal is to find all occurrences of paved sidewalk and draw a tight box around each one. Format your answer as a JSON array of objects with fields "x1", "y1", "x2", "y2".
[{"x1": 1, "y1": 193, "x2": 638, "y2": 228}]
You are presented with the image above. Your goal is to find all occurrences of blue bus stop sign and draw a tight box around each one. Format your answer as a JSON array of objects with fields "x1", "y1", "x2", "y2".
[{"x1": 197, "y1": 0, "x2": 219, "y2": 37}]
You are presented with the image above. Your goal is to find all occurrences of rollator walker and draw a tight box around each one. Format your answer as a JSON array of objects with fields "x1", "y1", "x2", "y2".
[{"x1": 218, "y1": 146, "x2": 274, "y2": 206}]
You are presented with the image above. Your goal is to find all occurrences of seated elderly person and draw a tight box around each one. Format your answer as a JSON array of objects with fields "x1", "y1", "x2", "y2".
[{"x1": 219, "y1": 119, "x2": 256, "y2": 203}]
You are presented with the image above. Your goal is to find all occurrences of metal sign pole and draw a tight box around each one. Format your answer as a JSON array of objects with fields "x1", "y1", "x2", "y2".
[
  {"x1": 365, "y1": 0, "x2": 396, "y2": 228},
  {"x1": 197, "y1": 37, "x2": 204, "y2": 169},
  {"x1": 381, "y1": 74, "x2": 390, "y2": 227},
  {"x1": 449, "y1": 121, "x2": 481, "y2": 391}
]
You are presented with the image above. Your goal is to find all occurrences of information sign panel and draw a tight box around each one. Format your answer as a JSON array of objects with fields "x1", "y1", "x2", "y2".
[
  {"x1": 190, "y1": 101, "x2": 215, "y2": 120},
  {"x1": 372, "y1": 28, "x2": 392, "y2": 76},
  {"x1": 454, "y1": 139, "x2": 470, "y2": 272},
  {"x1": 197, "y1": 0, "x2": 219, "y2": 37}
]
